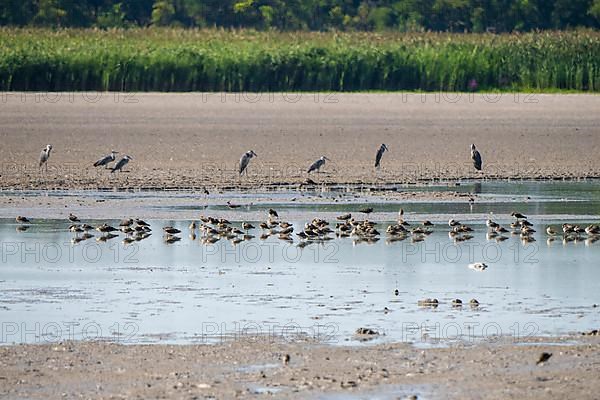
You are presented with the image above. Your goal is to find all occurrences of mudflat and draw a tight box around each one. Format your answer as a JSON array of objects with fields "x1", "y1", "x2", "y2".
[
  {"x1": 1, "y1": 93, "x2": 599, "y2": 190},
  {"x1": 1, "y1": 336, "x2": 599, "y2": 399}
]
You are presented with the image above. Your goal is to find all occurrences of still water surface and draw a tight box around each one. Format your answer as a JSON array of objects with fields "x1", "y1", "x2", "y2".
[{"x1": 1, "y1": 181, "x2": 599, "y2": 345}]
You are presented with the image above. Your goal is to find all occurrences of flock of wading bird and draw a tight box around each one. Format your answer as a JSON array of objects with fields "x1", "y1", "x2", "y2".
[
  {"x1": 25, "y1": 142, "x2": 600, "y2": 248},
  {"x1": 38, "y1": 146, "x2": 133, "y2": 173},
  {"x1": 37, "y1": 142, "x2": 481, "y2": 176},
  {"x1": 14, "y1": 206, "x2": 600, "y2": 250}
]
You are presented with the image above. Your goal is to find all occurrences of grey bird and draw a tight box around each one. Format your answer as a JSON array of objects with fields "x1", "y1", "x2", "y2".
[
  {"x1": 375, "y1": 144, "x2": 388, "y2": 168},
  {"x1": 111, "y1": 155, "x2": 133, "y2": 173},
  {"x1": 471, "y1": 144, "x2": 482, "y2": 171},
  {"x1": 307, "y1": 156, "x2": 330, "y2": 173},
  {"x1": 39, "y1": 144, "x2": 53, "y2": 171},
  {"x1": 94, "y1": 150, "x2": 119, "y2": 168},
  {"x1": 239, "y1": 150, "x2": 257, "y2": 175}
]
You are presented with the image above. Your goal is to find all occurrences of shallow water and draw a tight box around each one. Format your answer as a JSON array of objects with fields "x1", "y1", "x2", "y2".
[{"x1": 1, "y1": 181, "x2": 599, "y2": 346}]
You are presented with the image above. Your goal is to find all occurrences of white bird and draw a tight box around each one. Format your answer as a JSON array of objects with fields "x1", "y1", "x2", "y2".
[
  {"x1": 94, "y1": 150, "x2": 119, "y2": 168},
  {"x1": 471, "y1": 144, "x2": 482, "y2": 171},
  {"x1": 307, "y1": 156, "x2": 330, "y2": 173},
  {"x1": 239, "y1": 150, "x2": 257, "y2": 176},
  {"x1": 468, "y1": 262, "x2": 488, "y2": 271},
  {"x1": 39, "y1": 144, "x2": 52, "y2": 172},
  {"x1": 111, "y1": 155, "x2": 133, "y2": 173},
  {"x1": 375, "y1": 144, "x2": 388, "y2": 168}
]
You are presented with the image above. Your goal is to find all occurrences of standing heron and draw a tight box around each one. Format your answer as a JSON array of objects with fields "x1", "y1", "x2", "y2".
[
  {"x1": 94, "y1": 150, "x2": 119, "y2": 168},
  {"x1": 239, "y1": 150, "x2": 257, "y2": 176},
  {"x1": 39, "y1": 144, "x2": 52, "y2": 172},
  {"x1": 375, "y1": 144, "x2": 388, "y2": 168},
  {"x1": 471, "y1": 144, "x2": 482, "y2": 171},
  {"x1": 307, "y1": 156, "x2": 330, "y2": 174},
  {"x1": 111, "y1": 155, "x2": 133, "y2": 173}
]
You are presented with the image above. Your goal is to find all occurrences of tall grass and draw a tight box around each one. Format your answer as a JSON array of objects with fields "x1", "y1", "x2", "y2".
[{"x1": 1, "y1": 28, "x2": 599, "y2": 92}]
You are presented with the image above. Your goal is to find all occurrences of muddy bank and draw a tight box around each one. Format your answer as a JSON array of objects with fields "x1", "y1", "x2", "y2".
[
  {"x1": 1, "y1": 336, "x2": 599, "y2": 399},
  {"x1": 1, "y1": 93, "x2": 599, "y2": 191}
]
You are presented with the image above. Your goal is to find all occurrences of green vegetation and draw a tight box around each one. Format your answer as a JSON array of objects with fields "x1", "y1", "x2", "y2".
[
  {"x1": 1, "y1": 28, "x2": 599, "y2": 92},
  {"x1": 1, "y1": 0, "x2": 600, "y2": 32}
]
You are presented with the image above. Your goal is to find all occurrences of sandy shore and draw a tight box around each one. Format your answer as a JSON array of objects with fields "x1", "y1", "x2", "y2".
[
  {"x1": 1, "y1": 335, "x2": 599, "y2": 399},
  {"x1": 1, "y1": 93, "x2": 599, "y2": 191}
]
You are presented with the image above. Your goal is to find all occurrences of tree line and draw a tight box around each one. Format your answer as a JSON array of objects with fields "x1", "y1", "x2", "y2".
[{"x1": 1, "y1": 0, "x2": 599, "y2": 32}]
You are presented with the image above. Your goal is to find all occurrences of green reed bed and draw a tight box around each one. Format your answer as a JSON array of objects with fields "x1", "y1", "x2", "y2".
[{"x1": 0, "y1": 28, "x2": 598, "y2": 92}]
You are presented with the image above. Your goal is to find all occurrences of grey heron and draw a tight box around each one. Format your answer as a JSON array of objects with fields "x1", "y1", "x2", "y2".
[
  {"x1": 94, "y1": 150, "x2": 119, "y2": 168},
  {"x1": 239, "y1": 150, "x2": 257, "y2": 176},
  {"x1": 111, "y1": 155, "x2": 133, "y2": 173},
  {"x1": 470, "y1": 144, "x2": 482, "y2": 171},
  {"x1": 39, "y1": 144, "x2": 52, "y2": 172},
  {"x1": 374, "y1": 144, "x2": 388, "y2": 168},
  {"x1": 307, "y1": 156, "x2": 330, "y2": 173}
]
